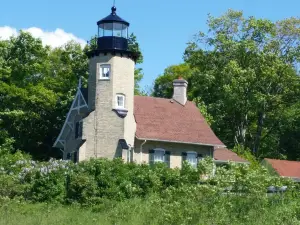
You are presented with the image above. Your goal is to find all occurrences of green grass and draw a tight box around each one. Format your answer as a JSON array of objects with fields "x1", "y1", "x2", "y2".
[
  {"x1": 0, "y1": 198, "x2": 157, "y2": 225},
  {"x1": 1, "y1": 195, "x2": 300, "y2": 225}
]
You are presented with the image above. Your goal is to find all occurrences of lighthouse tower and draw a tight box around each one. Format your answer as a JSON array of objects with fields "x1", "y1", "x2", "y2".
[
  {"x1": 82, "y1": 6, "x2": 136, "y2": 160},
  {"x1": 53, "y1": 6, "x2": 137, "y2": 162}
]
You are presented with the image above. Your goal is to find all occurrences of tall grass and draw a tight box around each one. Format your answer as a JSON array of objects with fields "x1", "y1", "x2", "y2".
[{"x1": 1, "y1": 190, "x2": 300, "y2": 225}]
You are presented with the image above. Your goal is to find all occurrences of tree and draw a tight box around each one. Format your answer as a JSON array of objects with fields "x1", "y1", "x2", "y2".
[
  {"x1": 128, "y1": 33, "x2": 145, "y2": 95},
  {"x1": 184, "y1": 10, "x2": 300, "y2": 158},
  {"x1": 152, "y1": 63, "x2": 192, "y2": 98},
  {"x1": 0, "y1": 32, "x2": 87, "y2": 159}
]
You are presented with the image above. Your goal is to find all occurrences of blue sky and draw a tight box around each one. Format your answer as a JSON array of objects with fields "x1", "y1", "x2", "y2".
[{"x1": 0, "y1": 0, "x2": 299, "y2": 90}]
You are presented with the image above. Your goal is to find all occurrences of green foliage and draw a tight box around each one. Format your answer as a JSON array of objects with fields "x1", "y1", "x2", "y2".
[
  {"x1": 152, "y1": 63, "x2": 191, "y2": 98},
  {"x1": 0, "y1": 32, "x2": 87, "y2": 160},
  {"x1": 184, "y1": 10, "x2": 300, "y2": 158},
  {"x1": 152, "y1": 10, "x2": 300, "y2": 160},
  {"x1": 1, "y1": 188, "x2": 300, "y2": 225},
  {"x1": 0, "y1": 147, "x2": 295, "y2": 204},
  {"x1": 0, "y1": 149, "x2": 299, "y2": 224}
]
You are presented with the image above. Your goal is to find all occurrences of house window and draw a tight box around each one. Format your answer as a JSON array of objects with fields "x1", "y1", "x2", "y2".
[
  {"x1": 182, "y1": 152, "x2": 203, "y2": 168},
  {"x1": 116, "y1": 94, "x2": 125, "y2": 109},
  {"x1": 154, "y1": 149, "x2": 165, "y2": 162},
  {"x1": 75, "y1": 120, "x2": 83, "y2": 139},
  {"x1": 99, "y1": 64, "x2": 110, "y2": 80},
  {"x1": 186, "y1": 152, "x2": 198, "y2": 168},
  {"x1": 149, "y1": 148, "x2": 170, "y2": 167}
]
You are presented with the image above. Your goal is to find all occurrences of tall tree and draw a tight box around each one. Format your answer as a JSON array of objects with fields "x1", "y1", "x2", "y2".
[
  {"x1": 184, "y1": 10, "x2": 300, "y2": 158},
  {"x1": 0, "y1": 32, "x2": 88, "y2": 159},
  {"x1": 153, "y1": 10, "x2": 300, "y2": 159}
]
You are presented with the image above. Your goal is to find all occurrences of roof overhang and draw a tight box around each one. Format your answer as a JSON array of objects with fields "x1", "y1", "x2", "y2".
[
  {"x1": 214, "y1": 159, "x2": 250, "y2": 164},
  {"x1": 135, "y1": 136, "x2": 226, "y2": 148},
  {"x1": 281, "y1": 176, "x2": 300, "y2": 182}
]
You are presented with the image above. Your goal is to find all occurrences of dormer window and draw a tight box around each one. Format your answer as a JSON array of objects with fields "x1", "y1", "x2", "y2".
[
  {"x1": 99, "y1": 64, "x2": 110, "y2": 80},
  {"x1": 116, "y1": 94, "x2": 125, "y2": 109}
]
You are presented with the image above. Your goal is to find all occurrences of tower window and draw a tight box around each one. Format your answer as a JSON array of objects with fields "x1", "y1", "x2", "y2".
[
  {"x1": 116, "y1": 94, "x2": 125, "y2": 109},
  {"x1": 75, "y1": 120, "x2": 83, "y2": 139},
  {"x1": 99, "y1": 64, "x2": 110, "y2": 80}
]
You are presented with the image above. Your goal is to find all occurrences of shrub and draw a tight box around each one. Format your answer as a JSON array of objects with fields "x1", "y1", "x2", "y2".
[{"x1": 66, "y1": 173, "x2": 99, "y2": 205}]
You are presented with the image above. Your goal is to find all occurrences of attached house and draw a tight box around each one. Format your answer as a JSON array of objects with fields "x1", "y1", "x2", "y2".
[
  {"x1": 263, "y1": 158, "x2": 300, "y2": 182},
  {"x1": 53, "y1": 6, "x2": 247, "y2": 168}
]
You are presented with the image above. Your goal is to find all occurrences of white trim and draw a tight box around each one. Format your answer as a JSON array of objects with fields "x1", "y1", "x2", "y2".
[
  {"x1": 67, "y1": 122, "x2": 74, "y2": 130},
  {"x1": 115, "y1": 94, "x2": 125, "y2": 109},
  {"x1": 53, "y1": 88, "x2": 88, "y2": 148},
  {"x1": 140, "y1": 140, "x2": 147, "y2": 164},
  {"x1": 135, "y1": 137, "x2": 226, "y2": 148},
  {"x1": 214, "y1": 159, "x2": 249, "y2": 164},
  {"x1": 78, "y1": 89, "x2": 88, "y2": 107},
  {"x1": 99, "y1": 64, "x2": 111, "y2": 80}
]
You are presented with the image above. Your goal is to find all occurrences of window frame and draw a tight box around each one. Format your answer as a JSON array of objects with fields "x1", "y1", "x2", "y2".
[
  {"x1": 153, "y1": 148, "x2": 165, "y2": 163},
  {"x1": 116, "y1": 94, "x2": 125, "y2": 109},
  {"x1": 186, "y1": 151, "x2": 198, "y2": 168},
  {"x1": 99, "y1": 64, "x2": 111, "y2": 80}
]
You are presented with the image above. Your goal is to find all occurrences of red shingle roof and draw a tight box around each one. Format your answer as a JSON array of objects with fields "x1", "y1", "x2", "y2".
[
  {"x1": 214, "y1": 148, "x2": 248, "y2": 163},
  {"x1": 264, "y1": 158, "x2": 300, "y2": 178},
  {"x1": 134, "y1": 96, "x2": 225, "y2": 147}
]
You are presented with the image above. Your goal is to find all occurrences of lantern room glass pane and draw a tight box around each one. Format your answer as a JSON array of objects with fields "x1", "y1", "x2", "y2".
[
  {"x1": 113, "y1": 22, "x2": 128, "y2": 38},
  {"x1": 98, "y1": 22, "x2": 128, "y2": 38},
  {"x1": 98, "y1": 23, "x2": 113, "y2": 37}
]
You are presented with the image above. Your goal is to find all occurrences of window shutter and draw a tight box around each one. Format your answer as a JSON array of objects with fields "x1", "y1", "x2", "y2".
[
  {"x1": 182, "y1": 152, "x2": 187, "y2": 167},
  {"x1": 197, "y1": 154, "x2": 203, "y2": 163},
  {"x1": 182, "y1": 152, "x2": 187, "y2": 160},
  {"x1": 149, "y1": 149, "x2": 154, "y2": 165},
  {"x1": 165, "y1": 151, "x2": 171, "y2": 168},
  {"x1": 73, "y1": 151, "x2": 78, "y2": 163},
  {"x1": 75, "y1": 122, "x2": 79, "y2": 139},
  {"x1": 78, "y1": 122, "x2": 83, "y2": 138}
]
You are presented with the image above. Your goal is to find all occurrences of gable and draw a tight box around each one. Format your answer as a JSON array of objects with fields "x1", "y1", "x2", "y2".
[{"x1": 53, "y1": 88, "x2": 89, "y2": 149}]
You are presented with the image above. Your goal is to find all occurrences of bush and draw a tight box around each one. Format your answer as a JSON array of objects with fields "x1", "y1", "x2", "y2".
[{"x1": 66, "y1": 173, "x2": 98, "y2": 205}]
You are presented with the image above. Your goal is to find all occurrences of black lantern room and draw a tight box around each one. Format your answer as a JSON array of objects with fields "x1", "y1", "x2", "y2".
[{"x1": 96, "y1": 6, "x2": 129, "y2": 51}]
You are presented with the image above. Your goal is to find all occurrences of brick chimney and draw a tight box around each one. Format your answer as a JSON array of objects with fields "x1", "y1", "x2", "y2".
[{"x1": 172, "y1": 77, "x2": 188, "y2": 105}]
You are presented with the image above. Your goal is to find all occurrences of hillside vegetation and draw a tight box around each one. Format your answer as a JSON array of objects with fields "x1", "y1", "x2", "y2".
[{"x1": 1, "y1": 139, "x2": 300, "y2": 225}]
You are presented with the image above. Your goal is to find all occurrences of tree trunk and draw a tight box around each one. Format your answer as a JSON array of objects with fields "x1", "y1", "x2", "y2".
[
  {"x1": 234, "y1": 114, "x2": 248, "y2": 146},
  {"x1": 253, "y1": 111, "x2": 265, "y2": 156}
]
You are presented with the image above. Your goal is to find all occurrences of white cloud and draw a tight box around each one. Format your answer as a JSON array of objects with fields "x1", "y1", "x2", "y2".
[
  {"x1": 0, "y1": 26, "x2": 86, "y2": 48},
  {"x1": 0, "y1": 26, "x2": 18, "y2": 40}
]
